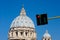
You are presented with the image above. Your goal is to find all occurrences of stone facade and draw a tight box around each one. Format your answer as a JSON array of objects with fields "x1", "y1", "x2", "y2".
[{"x1": 8, "y1": 27, "x2": 36, "y2": 40}]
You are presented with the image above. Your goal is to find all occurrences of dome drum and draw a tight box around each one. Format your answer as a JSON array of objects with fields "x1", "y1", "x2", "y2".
[{"x1": 8, "y1": 27, "x2": 36, "y2": 40}]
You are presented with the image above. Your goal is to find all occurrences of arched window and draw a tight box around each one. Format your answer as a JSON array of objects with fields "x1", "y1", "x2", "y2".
[
  {"x1": 20, "y1": 32, "x2": 23, "y2": 35},
  {"x1": 45, "y1": 38, "x2": 46, "y2": 40},
  {"x1": 25, "y1": 32, "x2": 27, "y2": 36},
  {"x1": 48, "y1": 38, "x2": 50, "y2": 40},
  {"x1": 16, "y1": 31, "x2": 18, "y2": 36}
]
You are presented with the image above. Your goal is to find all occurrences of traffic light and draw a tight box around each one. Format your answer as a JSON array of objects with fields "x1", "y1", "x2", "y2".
[{"x1": 36, "y1": 14, "x2": 48, "y2": 25}]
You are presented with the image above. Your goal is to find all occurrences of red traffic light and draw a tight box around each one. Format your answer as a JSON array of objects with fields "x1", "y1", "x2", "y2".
[
  {"x1": 36, "y1": 14, "x2": 48, "y2": 26},
  {"x1": 37, "y1": 16, "x2": 40, "y2": 18}
]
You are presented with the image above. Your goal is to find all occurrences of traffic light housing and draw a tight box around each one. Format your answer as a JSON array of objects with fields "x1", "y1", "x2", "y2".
[{"x1": 36, "y1": 14, "x2": 48, "y2": 25}]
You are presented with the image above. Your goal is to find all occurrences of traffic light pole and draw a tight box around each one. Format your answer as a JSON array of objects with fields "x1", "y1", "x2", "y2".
[{"x1": 48, "y1": 16, "x2": 60, "y2": 20}]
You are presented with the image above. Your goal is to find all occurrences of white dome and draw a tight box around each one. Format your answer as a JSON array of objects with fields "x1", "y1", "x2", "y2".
[
  {"x1": 10, "y1": 7, "x2": 35, "y2": 28},
  {"x1": 43, "y1": 30, "x2": 51, "y2": 38}
]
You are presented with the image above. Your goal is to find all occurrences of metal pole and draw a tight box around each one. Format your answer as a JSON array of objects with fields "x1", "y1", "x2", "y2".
[{"x1": 48, "y1": 16, "x2": 60, "y2": 20}]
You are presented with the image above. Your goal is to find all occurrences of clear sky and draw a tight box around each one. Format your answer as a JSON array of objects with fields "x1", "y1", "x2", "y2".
[{"x1": 0, "y1": 0, "x2": 60, "y2": 40}]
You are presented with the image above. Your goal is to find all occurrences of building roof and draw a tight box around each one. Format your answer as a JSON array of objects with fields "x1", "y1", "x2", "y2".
[
  {"x1": 10, "y1": 7, "x2": 35, "y2": 28},
  {"x1": 43, "y1": 30, "x2": 51, "y2": 38}
]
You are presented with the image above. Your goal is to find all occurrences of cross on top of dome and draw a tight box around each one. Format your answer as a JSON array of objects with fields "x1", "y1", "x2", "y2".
[
  {"x1": 46, "y1": 30, "x2": 48, "y2": 34},
  {"x1": 20, "y1": 5, "x2": 26, "y2": 16}
]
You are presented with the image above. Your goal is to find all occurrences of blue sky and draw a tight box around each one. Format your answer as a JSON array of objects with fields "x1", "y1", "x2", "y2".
[{"x1": 0, "y1": 0, "x2": 60, "y2": 40}]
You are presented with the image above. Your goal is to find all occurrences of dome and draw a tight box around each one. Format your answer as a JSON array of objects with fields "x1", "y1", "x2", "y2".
[
  {"x1": 43, "y1": 30, "x2": 51, "y2": 38},
  {"x1": 10, "y1": 7, "x2": 35, "y2": 28}
]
